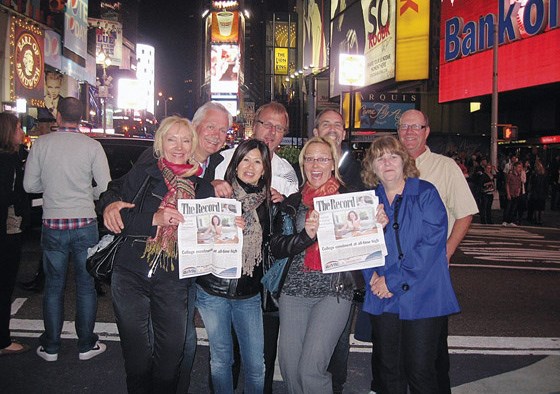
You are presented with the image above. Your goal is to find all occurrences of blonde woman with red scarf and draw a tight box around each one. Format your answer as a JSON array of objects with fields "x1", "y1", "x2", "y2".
[
  {"x1": 104, "y1": 116, "x2": 214, "y2": 393},
  {"x1": 270, "y1": 137, "x2": 387, "y2": 393}
]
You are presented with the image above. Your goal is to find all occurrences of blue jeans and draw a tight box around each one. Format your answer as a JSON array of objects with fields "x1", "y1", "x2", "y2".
[
  {"x1": 40, "y1": 222, "x2": 99, "y2": 354},
  {"x1": 196, "y1": 285, "x2": 264, "y2": 394}
]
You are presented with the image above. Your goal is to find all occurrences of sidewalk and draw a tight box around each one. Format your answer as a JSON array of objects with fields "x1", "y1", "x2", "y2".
[{"x1": 475, "y1": 204, "x2": 560, "y2": 229}]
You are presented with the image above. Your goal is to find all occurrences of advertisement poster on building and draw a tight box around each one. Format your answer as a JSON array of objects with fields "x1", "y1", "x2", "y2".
[
  {"x1": 90, "y1": 18, "x2": 123, "y2": 67},
  {"x1": 64, "y1": 0, "x2": 88, "y2": 60},
  {"x1": 303, "y1": 0, "x2": 329, "y2": 71},
  {"x1": 210, "y1": 44, "x2": 239, "y2": 94},
  {"x1": 11, "y1": 18, "x2": 45, "y2": 103},
  {"x1": 330, "y1": 0, "x2": 396, "y2": 98},
  {"x1": 211, "y1": 11, "x2": 239, "y2": 43}
]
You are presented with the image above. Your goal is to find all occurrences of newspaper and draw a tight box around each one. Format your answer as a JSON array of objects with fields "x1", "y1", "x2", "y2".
[
  {"x1": 313, "y1": 191, "x2": 387, "y2": 273},
  {"x1": 177, "y1": 198, "x2": 243, "y2": 279}
]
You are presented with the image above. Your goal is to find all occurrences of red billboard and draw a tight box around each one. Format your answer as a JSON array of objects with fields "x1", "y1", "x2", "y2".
[{"x1": 439, "y1": 0, "x2": 560, "y2": 103}]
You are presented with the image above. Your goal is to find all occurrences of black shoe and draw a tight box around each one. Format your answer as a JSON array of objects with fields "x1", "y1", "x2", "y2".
[{"x1": 18, "y1": 273, "x2": 44, "y2": 293}]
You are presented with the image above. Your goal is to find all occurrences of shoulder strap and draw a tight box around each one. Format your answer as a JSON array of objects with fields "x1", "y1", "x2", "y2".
[{"x1": 131, "y1": 175, "x2": 151, "y2": 205}]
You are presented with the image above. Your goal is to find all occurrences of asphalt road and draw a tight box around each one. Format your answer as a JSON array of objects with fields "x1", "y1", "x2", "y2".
[{"x1": 2, "y1": 216, "x2": 560, "y2": 393}]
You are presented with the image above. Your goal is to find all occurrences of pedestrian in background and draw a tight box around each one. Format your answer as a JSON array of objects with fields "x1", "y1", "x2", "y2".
[
  {"x1": 528, "y1": 159, "x2": 547, "y2": 225},
  {"x1": 23, "y1": 97, "x2": 111, "y2": 362},
  {"x1": 0, "y1": 112, "x2": 30, "y2": 357}
]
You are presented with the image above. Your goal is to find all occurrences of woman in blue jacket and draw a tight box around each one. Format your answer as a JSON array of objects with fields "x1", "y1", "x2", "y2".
[{"x1": 361, "y1": 136, "x2": 460, "y2": 394}]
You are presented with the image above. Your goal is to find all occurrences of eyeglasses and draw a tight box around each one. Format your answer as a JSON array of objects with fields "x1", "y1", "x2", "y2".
[
  {"x1": 398, "y1": 123, "x2": 427, "y2": 131},
  {"x1": 303, "y1": 157, "x2": 333, "y2": 164},
  {"x1": 256, "y1": 120, "x2": 286, "y2": 134}
]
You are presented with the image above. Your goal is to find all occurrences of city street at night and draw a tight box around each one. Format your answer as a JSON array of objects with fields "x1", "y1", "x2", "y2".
[{"x1": 2, "y1": 211, "x2": 559, "y2": 393}]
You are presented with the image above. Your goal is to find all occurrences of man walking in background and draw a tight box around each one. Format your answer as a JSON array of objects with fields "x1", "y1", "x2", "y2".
[{"x1": 24, "y1": 97, "x2": 111, "y2": 362}]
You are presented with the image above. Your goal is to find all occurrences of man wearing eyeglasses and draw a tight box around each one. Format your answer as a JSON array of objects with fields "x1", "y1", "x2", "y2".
[
  {"x1": 312, "y1": 109, "x2": 364, "y2": 190},
  {"x1": 213, "y1": 102, "x2": 299, "y2": 202},
  {"x1": 398, "y1": 109, "x2": 478, "y2": 394}
]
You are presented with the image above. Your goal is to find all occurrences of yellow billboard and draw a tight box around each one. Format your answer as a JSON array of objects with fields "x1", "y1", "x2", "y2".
[
  {"x1": 274, "y1": 48, "x2": 288, "y2": 75},
  {"x1": 395, "y1": 0, "x2": 429, "y2": 81}
]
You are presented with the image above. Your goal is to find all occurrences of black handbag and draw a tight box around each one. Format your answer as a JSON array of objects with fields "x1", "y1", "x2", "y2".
[{"x1": 86, "y1": 175, "x2": 150, "y2": 282}]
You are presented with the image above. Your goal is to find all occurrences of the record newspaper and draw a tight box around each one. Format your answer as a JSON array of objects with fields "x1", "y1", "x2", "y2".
[
  {"x1": 313, "y1": 190, "x2": 387, "y2": 273},
  {"x1": 177, "y1": 197, "x2": 243, "y2": 279}
]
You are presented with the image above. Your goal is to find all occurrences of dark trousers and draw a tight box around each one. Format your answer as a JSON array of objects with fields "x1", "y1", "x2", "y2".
[
  {"x1": 479, "y1": 193, "x2": 494, "y2": 224},
  {"x1": 328, "y1": 303, "x2": 356, "y2": 393},
  {"x1": 112, "y1": 270, "x2": 192, "y2": 394},
  {"x1": 0, "y1": 234, "x2": 22, "y2": 349},
  {"x1": 370, "y1": 313, "x2": 447, "y2": 394},
  {"x1": 503, "y1": 196, "x2": 521, "y2": 223},
  {"x1": 176, "y1": 281, "x2": 198, "y2": 394},
  {"x1": 263, "y1": 312, "x2": 280, "y2": 394}
]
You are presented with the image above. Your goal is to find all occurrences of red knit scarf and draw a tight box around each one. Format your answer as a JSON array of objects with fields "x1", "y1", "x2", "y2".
[
  {"x1": 301, "y1": 176, "x2": 340, "y2": 271},
  {"x1": 143, "y1": 158, "x2": 201, "y2": 272}
]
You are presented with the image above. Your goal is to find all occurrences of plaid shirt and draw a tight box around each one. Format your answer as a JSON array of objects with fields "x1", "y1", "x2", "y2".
[{"x1": 42, "y1": 218, "x2": 96, "y2": 230}]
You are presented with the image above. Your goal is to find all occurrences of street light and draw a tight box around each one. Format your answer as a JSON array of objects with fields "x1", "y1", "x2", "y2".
[
  {"x1": 96, "y1": 51, "x2": 112, "y2": 134},
  {"x1": 339, "y1": 54, "x2": 365, "y2": 149},
  {"x1": 158, "y1": 92, "x2": 173, "y2": 118}
]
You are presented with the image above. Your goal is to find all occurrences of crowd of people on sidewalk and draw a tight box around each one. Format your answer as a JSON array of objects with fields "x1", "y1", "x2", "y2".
[
  {"x1": 449, "y1": 149, "x2": 559, "y2": 226},
  {"x1": 3, "y1": 101, "x2": 482, "y2": 394}
]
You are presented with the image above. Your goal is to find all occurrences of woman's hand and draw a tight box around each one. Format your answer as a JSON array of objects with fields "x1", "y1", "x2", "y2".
[
  {"x1": 375, "y1": 203, "x2": 389, "y2": 229},
  {"x1": 304, "y1": 210, "x2": 319, "y2": 239},
  {"x1": 152, "y1": 207, "x2": 184, "y2": 227},
  {"x1": 370, "y1": 272, "x2": 393, "y2": 299},
  {"x1": 234, "y1": 216, "x2": 246, "y2": 230}
]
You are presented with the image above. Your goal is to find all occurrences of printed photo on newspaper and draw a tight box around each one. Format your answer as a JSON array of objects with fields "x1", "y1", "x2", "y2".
[
  {"x1": 177, "y1": 197, "x2": 243, "y2": 279},
  {"x1": 313, "y1": 190, "x2": 387, "y2": 273}
]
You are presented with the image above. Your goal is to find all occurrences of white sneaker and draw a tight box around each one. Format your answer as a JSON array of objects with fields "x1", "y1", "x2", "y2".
[
  {"x1": 36, "y1": 346, "x2": 58, "y2": 362},
  {"x1": 509, "y1": 222, "x2": 518, "y2": 226},
  {"x1": 79, "y1": 341, "x2": 106, "y2": 360},
  {"x1": 502, "y1": 222, "x2": 508, "y2": 226}
]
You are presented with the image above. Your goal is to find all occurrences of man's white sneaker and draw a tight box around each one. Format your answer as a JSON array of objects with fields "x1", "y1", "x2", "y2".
[
  {"x1": 502, "y1": 222, "x2": 508, "y2": 226},
  {"x1": 79, "y1": 341, "x2": 106, "y2": 360},
  {"x1": 36, "y1": 346, "x2": 58, "y2": 362},
  {"x1": 509, "y1": 222, "x2": 518, "y2": 226}
]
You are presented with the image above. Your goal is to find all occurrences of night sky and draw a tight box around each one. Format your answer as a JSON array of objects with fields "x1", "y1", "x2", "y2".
[{"x1": 138, "y1": 1, "x2": 199, "y2": 117}]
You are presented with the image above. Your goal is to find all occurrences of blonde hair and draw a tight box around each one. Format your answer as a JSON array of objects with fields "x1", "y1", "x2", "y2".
[
  {"x1": 361, "y1": 135, "x2": 419, "y2": 188},
  {"x1": 153, "y1": 116, "x2": 199, "y2": 176},
  {"x1": 299, "y1": 136, "x2": 344, "y2": 185}
]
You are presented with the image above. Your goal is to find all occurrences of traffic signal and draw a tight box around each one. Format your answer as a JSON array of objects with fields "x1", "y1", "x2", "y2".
[{"x1": 502, "y1": 125, "x2": 518, "y2": 141}]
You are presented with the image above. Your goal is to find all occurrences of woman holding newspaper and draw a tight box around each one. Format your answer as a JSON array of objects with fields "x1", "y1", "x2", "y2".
[
  {"x1": 270, "y1": 136, "x2": 388, "y2": 393},
  {"x1": 361, "y1": 136, "x2": 460, "y2": 393},
  {"x1": 99, "y1": 116, "x2": 214, "y2": 393},
  {"x1": 196, "y1": 138, "x2": 272, "y2": 394}
]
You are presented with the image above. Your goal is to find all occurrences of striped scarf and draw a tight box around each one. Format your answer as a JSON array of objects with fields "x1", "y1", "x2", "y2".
[{"x1": 143, "y1": 158, "x2": 199, "y2": 272}]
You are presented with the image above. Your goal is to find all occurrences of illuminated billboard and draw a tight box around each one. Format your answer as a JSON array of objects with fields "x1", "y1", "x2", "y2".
[
  {"x1": 211, "y1": 44, "x2": 239, "y2": 94},
  {"x1": 439, "y1": 0, "x2": 560, "y2": 103},
  {"x1": 303, "y1": 0, "x2": 329, "y2": 71},
  {"x1": 330, "y1": 0, "x2": 396, "y2": 98},
  {"x1": 395, "y1": 0, "x2": 429, "y2": 81},
  {"x1": 211, "y1": 11, "x2": 239, "y2": 43}
]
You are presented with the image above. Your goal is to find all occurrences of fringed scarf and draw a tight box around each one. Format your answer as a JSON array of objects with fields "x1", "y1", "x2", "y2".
[
  {"x1": 232, "y1": 178, "x2": 267, "y2": 277},
  {"x1": 301, "y1": 176, "x2": 340, "y2": 271},
  {"x1": 143, "y1": 158, "x2": 201, "y2": 272}
]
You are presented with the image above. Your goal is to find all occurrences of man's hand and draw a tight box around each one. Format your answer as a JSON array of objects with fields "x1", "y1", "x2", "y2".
[
  {"x1": 103, "y1": 201, "x2": 134, "y2": 234},
  {"x1": 211, "y1": 180, "x2": 233, "y2": 198},
  {"x1": 271, "y1": 188, "x2": 285, "y2": 204}
]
